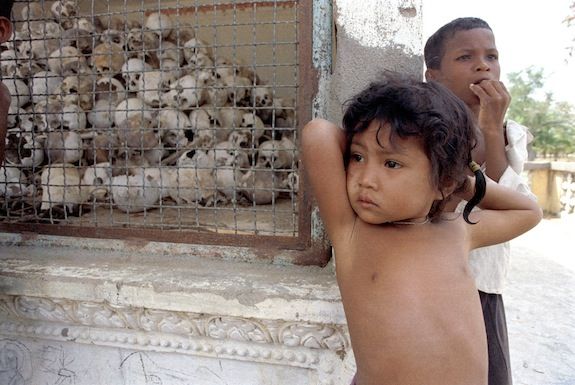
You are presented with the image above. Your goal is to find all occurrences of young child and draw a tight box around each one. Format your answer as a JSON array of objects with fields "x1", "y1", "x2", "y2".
[
  {"x1": 301, "y1": 74, "x2": 541, "y2": 385},
  {"x1": 0, "y1": 0, "x2": 14, "y2": 162},
  {"x1": 424, "y1": 17, "x2": 534, "y2": 385}
]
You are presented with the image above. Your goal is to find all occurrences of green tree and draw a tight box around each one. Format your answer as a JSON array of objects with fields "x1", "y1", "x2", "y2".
[{"x1": 506, "y1": 67, "x2": 575, "y2": 159}]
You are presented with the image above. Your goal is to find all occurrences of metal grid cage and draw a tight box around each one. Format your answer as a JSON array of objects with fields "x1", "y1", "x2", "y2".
[{"x1": 0, "y1": 0, "x2": 320, "y2": 261}]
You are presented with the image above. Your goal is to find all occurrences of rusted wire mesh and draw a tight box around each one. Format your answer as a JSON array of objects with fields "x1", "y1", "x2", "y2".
[{"x1": 1, "y1": 0, "x2": 302, "y2": 239}]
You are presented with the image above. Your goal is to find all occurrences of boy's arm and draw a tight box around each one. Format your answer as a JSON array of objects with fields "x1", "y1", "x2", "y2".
[
  {"x1": 459, "y1": 176, "x2": 542, "y2": 250},
  {"x1": 470, "y1": 80, "x2": 510, "y2": 181},
  {"x1": 301, "y1": 118, "x2": 355, "y2": 242}
]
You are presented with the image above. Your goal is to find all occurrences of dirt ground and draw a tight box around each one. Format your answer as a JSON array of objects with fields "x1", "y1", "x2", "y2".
[{"x1": 506, "y1": 214, "x2": 575, "y2": 385}]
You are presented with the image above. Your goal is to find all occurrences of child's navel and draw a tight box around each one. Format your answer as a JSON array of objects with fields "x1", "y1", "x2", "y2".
[{"x1": 371, "y1": 272, "x2": 379, "y2": 282}]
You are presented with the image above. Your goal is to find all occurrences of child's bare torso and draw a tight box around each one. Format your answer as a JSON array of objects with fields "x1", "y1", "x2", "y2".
[{"x1": 335, "y1": 218, "x2": 487, "y2": 385}]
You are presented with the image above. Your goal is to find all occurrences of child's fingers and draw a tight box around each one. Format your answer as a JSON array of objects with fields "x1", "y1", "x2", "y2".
[{"x1": 470, "y1": 81, "x2": 510, "y2": 105}]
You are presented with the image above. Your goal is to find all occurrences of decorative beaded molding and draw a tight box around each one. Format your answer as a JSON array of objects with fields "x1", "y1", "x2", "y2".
[{"x1": 0, "y1": 294, "x2": 350, "y2": 378}]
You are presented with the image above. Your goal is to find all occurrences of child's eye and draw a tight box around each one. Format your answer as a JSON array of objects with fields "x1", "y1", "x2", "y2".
[
  {"x1": 487, "y1": 54, "x2": 498, "y2": 61},
  {"x1": 385, "y1": 160, "x2": 401, "y2": 169},
  {"x1": 351, "y1": 153, "x2": 364, "y2": 162},
  {"x1": 456, "y1": 55, "x2": 471, "y2": 61}
]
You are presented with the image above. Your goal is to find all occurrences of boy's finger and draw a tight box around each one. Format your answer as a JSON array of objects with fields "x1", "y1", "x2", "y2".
[{"x1": 469, "y1": 83, "x2": 489, "y2": 99}]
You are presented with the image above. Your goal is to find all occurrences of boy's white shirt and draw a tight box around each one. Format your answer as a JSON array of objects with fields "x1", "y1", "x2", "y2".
[{"x1": 455, "y1": 120, "x2": 535, "y2": 294}]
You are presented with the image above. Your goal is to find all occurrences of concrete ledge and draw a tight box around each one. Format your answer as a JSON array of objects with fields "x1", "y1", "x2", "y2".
[{"x1": 0, "y1": 233, "x2": 345, "y2": 325}]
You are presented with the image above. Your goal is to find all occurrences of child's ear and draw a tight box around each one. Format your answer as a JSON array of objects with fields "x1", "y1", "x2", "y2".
[
  {"x1": 435, "y1": 179, "x2": 458, "y2": 201},
  {"x1": 424, "y1": 68, "x2": 438, "y2": 82},
  {"x1": 0, "y1": 17, "x2": 12, "y2": 45}
]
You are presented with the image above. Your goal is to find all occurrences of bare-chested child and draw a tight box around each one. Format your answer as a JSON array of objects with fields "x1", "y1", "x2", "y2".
[
  {"x1": 0, "y1": 0, "x2": 15, "y2": 162},
  {"x1": 301, "y1": 73, "x2": 542, "y2": 385}
]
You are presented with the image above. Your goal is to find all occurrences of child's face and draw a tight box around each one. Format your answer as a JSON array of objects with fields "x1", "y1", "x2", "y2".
[
  {"x1": 426, "y1": 28, "x2": 500, "y2": 108},
  {"x1": 346, "y1": 121, "x2": 443, "y2": 225}
]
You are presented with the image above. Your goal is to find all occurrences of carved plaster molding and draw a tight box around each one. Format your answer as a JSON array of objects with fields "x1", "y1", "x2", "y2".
[{"x1": 0, "y1": 294, "x2": 350, "y2": 384}]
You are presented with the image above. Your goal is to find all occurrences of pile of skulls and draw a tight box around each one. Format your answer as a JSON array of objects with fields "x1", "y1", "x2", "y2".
[{"x1": 0, "y1": 1, "x2": 298, "y2": 214}]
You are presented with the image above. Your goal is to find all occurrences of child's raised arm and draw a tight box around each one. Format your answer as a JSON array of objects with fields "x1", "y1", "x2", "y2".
[
  {"x1": 460, "y1": 176, "x2": 542, "y2": 250},
  {"x1": 301, "y1": 118, "x2": 356, "y2": 242}
]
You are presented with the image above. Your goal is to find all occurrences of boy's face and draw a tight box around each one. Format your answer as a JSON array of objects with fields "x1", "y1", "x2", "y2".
[
  {"x1": 346, "y1": 121, "x2": 443, "y2": 225},
  {"x1": 425, "y1": 28, "x2": 500, "y2": 108}
]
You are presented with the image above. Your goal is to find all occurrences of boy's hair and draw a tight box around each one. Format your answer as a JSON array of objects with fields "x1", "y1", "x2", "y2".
[
  {"x1": 0, "y1": 0, "x2": 14, "y2": 19},
  {"x1": 424, "y1": 17, "x2": 492, "y2": 70},
  {"x1": 342, "y1": 72, "x2": 484, "y2": 223}
]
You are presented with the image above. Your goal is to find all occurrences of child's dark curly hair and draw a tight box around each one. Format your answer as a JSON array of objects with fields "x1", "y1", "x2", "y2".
[{"x1": 342, "y1": 72, "x2": 485, "y2": 223}]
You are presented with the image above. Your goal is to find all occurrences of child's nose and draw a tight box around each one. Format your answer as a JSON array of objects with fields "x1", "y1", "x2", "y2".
[
  {"x1": 358, "y1": 166, "x2": 377, "y2": 188},
  {"x1": 474, "y1": 59, "x2": 490, "y2": 72}
]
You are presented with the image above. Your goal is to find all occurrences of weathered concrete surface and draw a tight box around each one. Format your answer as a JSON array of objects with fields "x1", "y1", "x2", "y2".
[{"x1": 507, "y1": 214, "x2": 575, "y2": 385}]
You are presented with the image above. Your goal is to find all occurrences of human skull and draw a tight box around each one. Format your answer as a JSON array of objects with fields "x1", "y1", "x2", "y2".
[
  {"x1": 5, "y1": 133, "x2": 45, "y2": 168},
  {"x1": 145, "y1": 12, "x2": 174, "y2": 39},
  {"x1": 280, "y1": 171, "x2": 299, "y2": 193},
  {"x1": 205, "y1": 81, "x2": 229, "y2": 107},
  {"x1": 18, "y1": 39, "x2": 61, "y2": 68},
  {"x1": 33, "y1": 98, "x2": 63, "y2": 132},
  {"x1": 111, "y1": 173, "x2": 160, "y2": 213},
  {"x1": 51, "y1": 1, "x2": 78, "y2": 29},
  {"x1": 121, "y1": 58, "x2": 152, "y2": 92},
  {"x1": 257, "y1": 136, "x2": 296, "y2": 169},
  {"x1": 100, "y1": 29, "x2": 126, "y2": 48},
  {"x1": 88, "y1": 99, "x2": 115, "y2": 129},
  {"x1": 137, "y1": 70, "x2": 177, "y2": 107},
  {"x1": 94, "y1": 76, "x2": 126, "y2": 104},
  {"x1": 1, "y1": 50, "x2": 19, "y2": 78},
  {"x1": 214, "y1": 166, "x2": 244, "y2": 202},
  {"x1": 240, "y1": 113, "x2": 267, "y2": 145},
  {"x1": 40, "y1": 163, "x2": 83, "y2": 211},
  {"x1": 162, "y1": 74, "x2": 207, "y2": 110},
  {"x1": 59, "y1": 75, "x2": 94, "y2": 111},
  {"x1": 185, "y1": 52, "x2": 214, "y2": 70},
  {"x1": 167, "y1": 165, "x2": 216, "y2": 206},
  {"x1": 45, "y1": 131, "x2": 84, "y2": 163},
  {"x1": 62, "y1": 28, "x2": 96, "y2": 54},
  {"x1": 91, "y1": 43, "x2": 125, "y2": 75},
  {"x1": 223, "y1": 75, "x2": 252, "y2": 106},
  {"x1": 20, "y1": 21, "x2": 63, "y2": 40},
  {"x1": 0, "y1": 166, "x2": 29, "y2": 198},
  {"x1": 31, "y1": 71, "x2": 63, "y2": 104},
  {"x1": 21, "y1": 3, "x2": 48, "y2": 21},
  {"x1": 208, "y1": 141, "x2": 250, "y2": 168},
  {"x1": 75, "y1": 18, "x2": 96, "y2": 33},
  {"x1": 2, "y1": 78, "x2": 30, "y2": 108},
  {"x1": 48, "y1": 46, "x2": 89, "y2": 77},
  {"x1": 7, "y1": 106, "x2": 34, "y2": 131},
  {"x1": 239, "y1": 169, "x2": 279, "y2": 205},
  {"x1": 156, "y1": 41, "x2": 184, "y2": 66},
  {"x1": 183, "y1": 38, "x2": 211, "y2": 63},
  {"x1": 81, "y1": 162, "x2": 113, "y2": 201},
  {"x1": 252, "y1": 86, "x2": 273, "y2": 109},
  {"x1": 114, "y1": 98, "x2": 153, "y2": 127},
  {"x1": 61, "y1": 104, "x2": 87, "y2": 131},
  {"x1": 158, "y1": 109, "x2": 191, "y2": 149},
  {"x1": 218, "y1": 108, "x2": 244, "y2": 129},
  {"x1": 126, "y1": 27, "x2": 159, "y2": 53},
  {"x1": 84, "y1": 133, "x2": 118, "y2": 164},
  {"x1": 188, "y1": 109, "x2": 215, "y2": 148},
  {"x1": 177, "y1": 149, "x2": 215, "y2": 169}
]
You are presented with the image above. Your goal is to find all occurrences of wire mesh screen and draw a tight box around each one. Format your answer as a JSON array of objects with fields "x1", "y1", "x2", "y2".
[{"x1": 0, "y1": 0, "x2": 309, "y2": 244}]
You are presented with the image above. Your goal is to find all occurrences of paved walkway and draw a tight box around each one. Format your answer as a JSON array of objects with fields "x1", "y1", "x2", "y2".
[{"x1": 506, "y1": 214, "x2": 575, "y2": 385}]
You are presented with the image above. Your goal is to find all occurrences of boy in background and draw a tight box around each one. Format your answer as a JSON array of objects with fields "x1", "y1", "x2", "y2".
[
  {"x1": 425, "y1": 17, "x2": 534, "y2": 385},
  {"x1": 0, "y1": 0, "x2": 14, "y2": 162}
]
